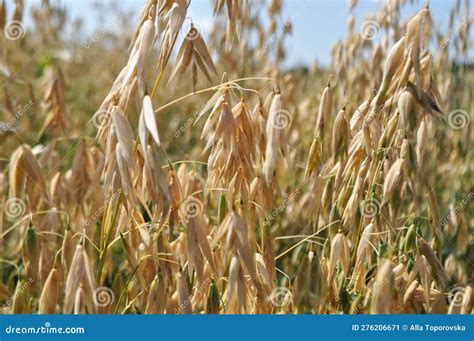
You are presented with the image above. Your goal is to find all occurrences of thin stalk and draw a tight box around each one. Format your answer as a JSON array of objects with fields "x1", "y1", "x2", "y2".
[{"x1": 154, "y1": 77, "x2": 276, "y2": 114}]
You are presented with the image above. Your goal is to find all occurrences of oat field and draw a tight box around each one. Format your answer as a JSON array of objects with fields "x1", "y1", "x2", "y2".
[{"x1": 0, "y1": 0, "x2": 473, "y2": 315}]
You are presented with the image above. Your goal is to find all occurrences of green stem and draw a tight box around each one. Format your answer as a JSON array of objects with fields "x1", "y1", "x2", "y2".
[{"x1": 96, "y1": 191, "x2": 123, "y2": 282}]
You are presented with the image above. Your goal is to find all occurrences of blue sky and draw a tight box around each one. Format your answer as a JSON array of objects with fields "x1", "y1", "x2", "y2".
[{"x1": 12, "y1": 0, "x2": 474, "y2": 66}]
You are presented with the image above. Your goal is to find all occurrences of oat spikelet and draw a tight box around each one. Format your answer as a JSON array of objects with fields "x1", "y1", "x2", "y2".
[
  {"x1": 263, "y1": 91, "x2": 286, "y2": 185},
  {"x1": 370, "y1": 259, "x2": 394, "y2": 314},
  {"x1": 38, "y1": 267, "x2": 59, "y2": 314},
  {"x1": 328, "y1": 230, "x2": 350, "y2": 284}
]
